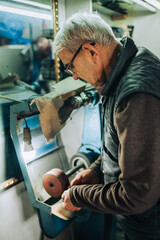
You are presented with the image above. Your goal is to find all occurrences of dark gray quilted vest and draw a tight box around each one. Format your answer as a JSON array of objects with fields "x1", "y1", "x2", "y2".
[{"x1": 101, "y1": 37, "x2": 160, "y2": 184}]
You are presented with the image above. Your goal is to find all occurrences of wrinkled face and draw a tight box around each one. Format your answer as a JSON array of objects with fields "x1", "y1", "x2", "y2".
[{"x1": 58, "y1": 42, "x2": 107, "y2": 88}]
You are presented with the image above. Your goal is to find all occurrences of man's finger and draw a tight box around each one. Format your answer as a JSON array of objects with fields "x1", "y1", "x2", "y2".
[
  {"x1": 61, "y1": 190, "x2": 66, "y2": 200},
  {"x1": 70, "y1": 175, "x2": 82, "y2": 186}
]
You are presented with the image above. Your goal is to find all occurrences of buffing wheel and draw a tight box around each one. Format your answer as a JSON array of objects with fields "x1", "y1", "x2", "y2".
[{"x1": 43, "y1": 168, "x2": 69, "y2": 198}]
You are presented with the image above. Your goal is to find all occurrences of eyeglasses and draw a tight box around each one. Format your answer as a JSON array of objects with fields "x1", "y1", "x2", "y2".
[{"x1": 64, "y1": 45, "x2": 82, "y2": 75}]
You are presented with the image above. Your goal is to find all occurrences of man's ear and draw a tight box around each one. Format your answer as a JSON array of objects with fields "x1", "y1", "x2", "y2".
[{"x1": 82, "y1": 43, "x2": 99, "y2": 62}]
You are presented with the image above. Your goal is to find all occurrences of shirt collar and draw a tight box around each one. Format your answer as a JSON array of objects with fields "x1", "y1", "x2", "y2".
[{"x1": 101, "y1": 37, "x2": 138, "y2": 96}]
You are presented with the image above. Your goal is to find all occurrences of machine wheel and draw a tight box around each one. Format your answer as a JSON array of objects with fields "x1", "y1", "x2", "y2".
[
  {"x1": 43, "y1": 168, "x2": 69, "y2": 198},
  {"x1": 70, "y1": 152, "x2": 94, "y2": 170}
]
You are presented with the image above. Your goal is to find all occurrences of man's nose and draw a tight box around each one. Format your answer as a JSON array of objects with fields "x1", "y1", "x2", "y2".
[{"x1": 72, "y1": 73, "x2": 79, "y2": 80}]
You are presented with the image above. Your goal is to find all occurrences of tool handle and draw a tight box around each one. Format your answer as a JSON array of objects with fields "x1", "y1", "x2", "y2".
[{"x1": 65, "y1": 163, "x2": 84, "y2": 177}]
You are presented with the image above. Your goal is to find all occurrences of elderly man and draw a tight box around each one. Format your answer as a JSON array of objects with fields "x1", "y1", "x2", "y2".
[{"x1": 53, "y1": 12, "x2": 160, "y2": 240}]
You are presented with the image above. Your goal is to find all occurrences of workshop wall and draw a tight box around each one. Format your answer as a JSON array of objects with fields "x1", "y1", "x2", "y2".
[
  {"x1": 99, "y1": 8, "x2": 160, "y2": 58},
  {"x1": 133, "y1": 10, "x2": 160, "y2": 57}
]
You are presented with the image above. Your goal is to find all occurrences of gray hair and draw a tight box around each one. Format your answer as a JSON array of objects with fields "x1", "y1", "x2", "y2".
[{"x1": 53, "y1": 11, "x2": 117, "y2": 54}]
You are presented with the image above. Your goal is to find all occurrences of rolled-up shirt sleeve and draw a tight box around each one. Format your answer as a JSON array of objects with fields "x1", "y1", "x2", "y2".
[{"x1": 69, "y1": 93, "x2": 160, "y2": 215}]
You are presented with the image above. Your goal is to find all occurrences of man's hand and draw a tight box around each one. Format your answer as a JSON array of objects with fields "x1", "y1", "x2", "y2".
[
  {"x1": 62, "y1": 189, "x2": 81, "y2": 211},
  {"x1": 62, "y1": 169, "x2": 100, "y2": 211},
  {"x1": 70, "y1": 168, "x2": 100, "y2": 187}
]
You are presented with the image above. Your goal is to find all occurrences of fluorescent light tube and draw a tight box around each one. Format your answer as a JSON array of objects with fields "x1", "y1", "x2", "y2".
[
  {"x1": 11, "y1": 0, "x2": 51, "y2": 10},
  {"x1": 0, "y1": 5, "x2": 52, "y2": 20},
  {"x1": 131, "y1": 0, "x2": 156, "y2": 12},
  {"x1": 144, "y1": 0, "x2": 160, "y2": 9}
]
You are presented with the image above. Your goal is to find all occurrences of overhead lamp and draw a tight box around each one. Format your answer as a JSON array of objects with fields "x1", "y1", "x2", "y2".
[
  {"x1": 0, "y1": 5, "x2": 52, "y2": 20},
  {"x1": 144, "y1": 0, "x2": 160, "y2": 9},
  {"x1": 10, "y1": 0, "x2": 51, "y2": 10},
  {"x1": 131, "y1": 0, "x2": 156, "y2": 12}
]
